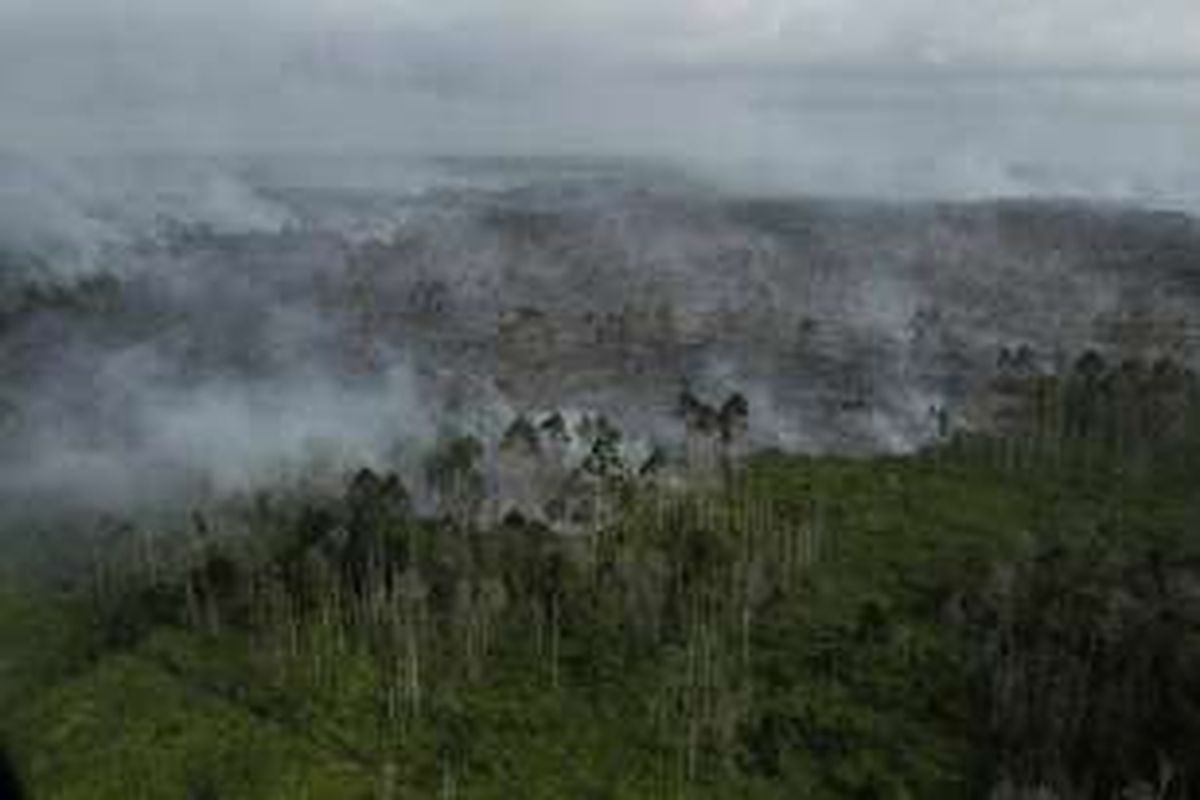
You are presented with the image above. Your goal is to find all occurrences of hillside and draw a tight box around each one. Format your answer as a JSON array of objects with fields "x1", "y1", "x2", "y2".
[{"x1": 4, "y1": 398, "x2": 1200, "y2": 798}]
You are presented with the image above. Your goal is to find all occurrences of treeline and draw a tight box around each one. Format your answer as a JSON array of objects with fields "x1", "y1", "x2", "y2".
[
  {"x1": 942, "y1": 346, "x2": 1200, "y2": 479},
  {"x1": 82, "y1": 473, "x2": 826, "y2": 795},
  {"x1": 937, "y1": 347, "x2": 1200, "y2": 797},
  {"x1": 8, "y1": 351, "x2": 1200, "y2": 798}
]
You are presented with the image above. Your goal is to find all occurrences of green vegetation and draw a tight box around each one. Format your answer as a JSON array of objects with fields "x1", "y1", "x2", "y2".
[{"x1": 3, "y1": 354, "x2": 1199, "y2": 799}]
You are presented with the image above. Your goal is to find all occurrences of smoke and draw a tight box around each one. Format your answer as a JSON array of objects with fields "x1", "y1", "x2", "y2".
[
  {"x1": 0, "y1": 154, "x2": 1197, "y2": 525},
  {"x1": 0, "y1": 156, "x2": 298, "y2": 278},
  {"x1": 0, "y1": 0, "x2": 1195, "y2": 562},
  {"x1": 6, "y1": 360, "x2": 429, "y2": 509}
]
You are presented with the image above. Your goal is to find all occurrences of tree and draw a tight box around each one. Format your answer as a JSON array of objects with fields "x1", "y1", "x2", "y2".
[
  {"x1": 341, "y1": 468, "x2": 413, "y2": 584},
  {"x1": 678, "y1": 387, "x2": 721, "y2": 476},
  {"x1": 538, "y1": 411, "x2": 570, "y2": 444},
  {"x1": 639, "y1": 446, "x2": 669, "y2": 479},
  {"x1": 678, "y1": 388, "x2": 719, "y2": 436},
  {"x1": 500, "y1": 414, "x2": 541, "y2": 456},
  {"x1": 424, "y1": 435, "x2": 486, "y2": 528},
  {"x1": 717, "y1": 393, "x2": 749, "y2": 446},
  {"x1": 678, "y1": 388, "x2": 749, "y2": 480},
  {"x1": 581, "y1": 415, "x2": 625, "y2": 482},
  {"x1": 1064, "y1": 350, "x2": 1109, "y2": 443}
]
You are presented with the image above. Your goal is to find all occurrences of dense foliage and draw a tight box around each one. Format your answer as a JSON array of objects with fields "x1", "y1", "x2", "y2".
[{"x1": 2, "y1": 355, "x2": 1199, "y2": 799}]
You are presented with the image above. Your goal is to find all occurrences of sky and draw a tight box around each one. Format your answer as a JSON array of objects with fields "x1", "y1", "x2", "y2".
[{"x1": 1, "y1": 0, "x2": 1199, "y2": 203}]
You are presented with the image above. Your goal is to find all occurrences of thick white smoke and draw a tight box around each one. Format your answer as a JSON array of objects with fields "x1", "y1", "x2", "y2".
[{"x1": 0, "y1": 155, "x2": 1197, "y2": 521}]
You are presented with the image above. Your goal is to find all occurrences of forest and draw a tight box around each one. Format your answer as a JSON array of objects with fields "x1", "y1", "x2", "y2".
[
  {"x1": 5, "y1": 0, "x2": 1200, "y2": 791},
  {"x1": 3, "y1": 348, "x2": 1199, "y2": 799}
]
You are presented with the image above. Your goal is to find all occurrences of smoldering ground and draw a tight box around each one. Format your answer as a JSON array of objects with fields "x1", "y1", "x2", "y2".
[{"x1": 1, "y1": 156, "x2": 1198, "y2": 530}]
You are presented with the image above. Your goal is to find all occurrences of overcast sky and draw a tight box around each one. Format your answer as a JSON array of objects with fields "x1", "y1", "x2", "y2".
[{"x1": 2, "y1": 0, "x2": 1199, "y2": 203}]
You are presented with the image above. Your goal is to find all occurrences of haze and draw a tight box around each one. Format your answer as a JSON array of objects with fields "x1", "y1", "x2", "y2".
[{"x1": 3, "y1": 0, "x2": 1200, "y2": 207}]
